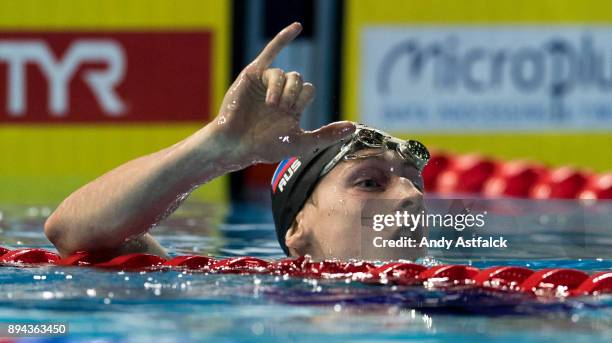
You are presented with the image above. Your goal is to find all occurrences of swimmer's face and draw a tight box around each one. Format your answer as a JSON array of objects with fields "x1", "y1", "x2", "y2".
[{"x1": 284, "y1": 149, "x2": 427, "y2": 261}]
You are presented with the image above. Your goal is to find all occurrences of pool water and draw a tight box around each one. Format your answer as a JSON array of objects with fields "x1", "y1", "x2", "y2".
[{"x1": 1, "y1": 200, "x2": 612, "y2": 342}]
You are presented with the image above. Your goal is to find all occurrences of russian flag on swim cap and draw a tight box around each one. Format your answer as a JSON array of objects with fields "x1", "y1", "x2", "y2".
[{"x1": 271, "y1": 157, "x2": 297, "y2": 193}]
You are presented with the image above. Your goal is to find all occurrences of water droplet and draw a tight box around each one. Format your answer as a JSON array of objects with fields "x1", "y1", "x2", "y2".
[
  {"x1": 226, "y1": 100, "x2": 238, "y2": 111},
  {"x1": 217, "y1": 116, "x2": 227, "y2": 125}
]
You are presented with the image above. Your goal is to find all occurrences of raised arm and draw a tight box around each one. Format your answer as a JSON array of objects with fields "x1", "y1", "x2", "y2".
[{"x1": 44, "y1": 22, "x2": 355, "y2": 258}]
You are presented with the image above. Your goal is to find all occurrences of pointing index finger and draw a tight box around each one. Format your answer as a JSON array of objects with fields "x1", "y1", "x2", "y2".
[{"x1": 252, "y1": 22, "x2": 302, "y2": 71}]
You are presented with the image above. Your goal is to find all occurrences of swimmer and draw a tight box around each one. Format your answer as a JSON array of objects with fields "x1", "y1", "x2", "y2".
[{"x1": 44, "y1": 22, "x2": 429, "y2": 261}]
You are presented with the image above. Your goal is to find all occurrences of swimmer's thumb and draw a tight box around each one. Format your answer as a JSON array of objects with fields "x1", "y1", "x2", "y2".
[{"x1": 299, "y1": 121, "x2": 356, "y2": 155}]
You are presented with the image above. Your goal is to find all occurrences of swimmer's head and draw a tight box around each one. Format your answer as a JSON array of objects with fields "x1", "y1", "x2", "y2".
[{"x1": 270, "y1": 123, "x2": 429, "y2": 260}]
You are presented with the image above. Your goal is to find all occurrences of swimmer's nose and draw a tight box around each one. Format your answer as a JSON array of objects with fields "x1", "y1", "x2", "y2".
[{"x1": 391, "y1": 177, "x2": 424, "y2": 210}]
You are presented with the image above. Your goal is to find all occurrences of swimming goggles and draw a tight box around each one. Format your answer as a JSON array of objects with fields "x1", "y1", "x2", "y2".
[{"x1": 319, "y1": 124, "x2": 430, "y2": 178}]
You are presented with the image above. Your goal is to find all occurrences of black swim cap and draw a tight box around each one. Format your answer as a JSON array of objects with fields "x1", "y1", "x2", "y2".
[{"x1": 270, "y1": 140, "x2": 346, "y2": 255}]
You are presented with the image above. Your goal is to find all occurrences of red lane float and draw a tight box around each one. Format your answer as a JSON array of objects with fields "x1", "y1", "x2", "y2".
[
  {"x1": 423, "y1": 153, "x2": 450, "y2": 192},
  {"x1": 365, "y1": 263, "x2": 426, "y2": 285},
  {"x1": 473, "y1": 266, "x2": 534, "y2": 291},
  {"x1": 94, "y1": 253, "x2": 167, "y2": 270},
  {"x1": 530, "y1": 167, "x2": 591, "y2": 199},
  {"x1": 303, "y1": 260, "x2": 347, "y2": 275},
  {"x1": 56, "y1": 251, "x2": 117, "y2": 266},
  {"x1": 420, "y1": 152, "x2": 612, "y2": 200},
  {"x1": 519, "y1": 268, "x2": 589, "y2": 296},
  {"x1": 579, "y1": 173, "x2": 612, "y2": 200},
  {"x1": 212, "y1": 257, "x2": 270, "y2": 273},
  {"x1": 1, "y1": 247, "x2": 610, "y2": 298},
  {"x1": 163, "y1": 255, "x2": 216, "y2": 269},
  {"x1": 572, "y1": 271, "x2": 612, "y2": 296},
  {"x1": 371, "y1": 262, "x2": 426, "y2": 279},
  {"x1": 272, "y1": 256, "x2": 308, "y2": 274},
  {"x1": 436, "y1": 155, "x2": 497, "y2": 194},
  {"x1": 418, "y1": 264, "x2": 480, "y2": 283},
  {"x1": 0, "y1": 248, "x2": 60, "y2": 264},
  {"x1": 483, "y1": 161, "x2": 545, "y2": 198},
  {"x1": 341, "y1": 261, "x2": 375, "y2": 274}
]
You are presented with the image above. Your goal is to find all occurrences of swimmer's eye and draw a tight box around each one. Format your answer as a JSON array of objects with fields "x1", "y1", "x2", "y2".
[{"x1": 355, "y1": 179, "x2": 383, "y2": 190}]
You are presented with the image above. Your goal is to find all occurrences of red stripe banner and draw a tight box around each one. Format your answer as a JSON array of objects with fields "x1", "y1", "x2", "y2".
[{"x1": 0, "y1": 32, "x2": 212, "y2": 122}]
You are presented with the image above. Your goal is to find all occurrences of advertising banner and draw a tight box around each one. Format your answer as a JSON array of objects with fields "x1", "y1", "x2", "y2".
[
  {"x1": 362, "y1": 27, "x2": 612, "y2": 132},
  {"x1": 1, "y1": 32, "x2": 212, "y2": 122}
]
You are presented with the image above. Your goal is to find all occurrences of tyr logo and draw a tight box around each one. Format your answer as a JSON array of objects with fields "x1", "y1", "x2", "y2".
[{"x1": 0, "y1": 40, "x2": 126, "y2": 117}]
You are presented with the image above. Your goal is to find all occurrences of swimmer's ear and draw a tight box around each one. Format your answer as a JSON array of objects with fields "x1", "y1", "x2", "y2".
[{"x1": 285, "y1": 212, "x2": 309, "y2": 256}]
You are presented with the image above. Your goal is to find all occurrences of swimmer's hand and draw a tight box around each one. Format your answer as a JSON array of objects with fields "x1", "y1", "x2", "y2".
[{"x1": 210, "y1": 22, "x2": 356, "y2": 165}]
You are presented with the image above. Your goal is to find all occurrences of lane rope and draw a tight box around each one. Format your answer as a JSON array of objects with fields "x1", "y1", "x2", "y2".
[{"x1": 1, "y1": 247, "x2": 610, "y2": 297}]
